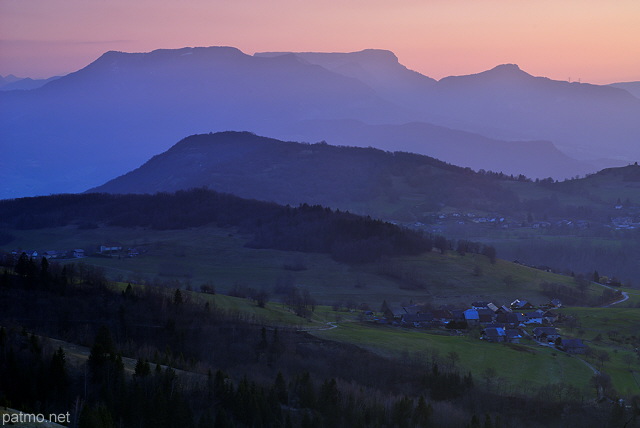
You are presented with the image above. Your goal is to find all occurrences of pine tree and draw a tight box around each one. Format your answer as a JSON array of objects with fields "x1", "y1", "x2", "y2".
[
  {"x1": 88, "y1": 326, "x2": 115, "y2": 382},
  {"x1": 214, "y1": 409, "x2": 231, "y2": 428},
  {"x1": 134, "y1": 358, "x2": 150, "y2": 377},
  {"x1": 49, "y1": 347, "x2": 69, "y2": 400},
  {"x1": 273, "y1": 371, "x2": 288, "y2": 405},
  {"x1": 173, "y1": 289, "x2": 184, "y2": 306},
  {"x1": 413, "y1": 396, "x2": 432, "y2": 427}
]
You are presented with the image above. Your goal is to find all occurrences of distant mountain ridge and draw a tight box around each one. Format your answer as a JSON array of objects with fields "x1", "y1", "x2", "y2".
[
  {"x1": 0, "y1": 74, "x2": 60, "y2": 91},
  {"x1": 273, "y1": 119, "x2": 595, "y2": 179},
  {"x1": 89, "y1": 131, "x2": 637, "y2": 226},
  {"x1": 0, "y1": 46, "x2": 405, "y2": 199},
  {"x1": 89, "y1": 131, "x2": 523, "y2": 216},
  {"x1": 609, "y1": 81, "x2": 640, "y2": 99},
  {"x1": 256, "y1": 50, "x2": 640, "y2": 160},
  {"x1": 2, "y1": 46, "x2": 638, "y2": 199}
]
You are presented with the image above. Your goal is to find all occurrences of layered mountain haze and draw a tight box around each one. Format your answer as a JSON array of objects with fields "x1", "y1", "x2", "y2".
[
  {"x1": 274, "y1": 119, "x2": 593, "y2": 179},
  {"x1": 258, "y1": 51, "x2": 640, "y2": 158},
  {"x1": 0, "y1": 47, "x2": 408, "y2": 199},
  {"x1": 609, "y1": 81, "x2": 640, "y2": 99},
  {"x1": 428, "y1": 64, "x2": 640, "y2": 159},
  {"x1": 255, "y1": 49, "x2": 437, "y2": 108},
  {"x1": 1, "y1": 46, "x2": 638, "y2": 199},
  {"x1": 0, "y1": 74, "x2": 60, "y2": 91}
]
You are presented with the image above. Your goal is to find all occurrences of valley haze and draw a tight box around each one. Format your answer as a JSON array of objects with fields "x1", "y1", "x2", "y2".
[{"x1": 1, "y1": 46, "x2": 639, "y2": 200}]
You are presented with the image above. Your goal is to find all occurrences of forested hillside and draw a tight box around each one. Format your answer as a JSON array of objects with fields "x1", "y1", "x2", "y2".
[{"x1": 0, "y1": 188, "x2": 441, "y2": 264}]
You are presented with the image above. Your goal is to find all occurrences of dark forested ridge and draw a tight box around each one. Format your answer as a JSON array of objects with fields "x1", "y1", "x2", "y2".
[
  {"x1": 89, "y1": 131, "x2": 526, "y2": 216},
  {"x1": 0, "y1": 188, "x2": 436, "y2": 263},
  {"x1": 89, "y1": 131, "x2": 640, "y2": 222}
]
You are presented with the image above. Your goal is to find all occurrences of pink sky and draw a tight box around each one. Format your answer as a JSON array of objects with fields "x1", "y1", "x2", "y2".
[{"x1": 1, "y1": 0, "x2": 639, "y2": 84}]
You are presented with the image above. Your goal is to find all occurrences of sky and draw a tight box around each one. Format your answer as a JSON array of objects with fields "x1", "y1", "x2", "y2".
[{"x1": 1, "y1": 0, "x2": 639, "y2": 84}]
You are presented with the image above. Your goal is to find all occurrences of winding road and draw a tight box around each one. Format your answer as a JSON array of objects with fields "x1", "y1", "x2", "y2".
[{"x1": 591, "y1": 280, "x2": 631, "y2": 307}]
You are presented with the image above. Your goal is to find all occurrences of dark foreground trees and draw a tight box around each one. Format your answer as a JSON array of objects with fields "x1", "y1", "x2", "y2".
[{"x1": 0, "y1": 267, "x2": 634, "y2": 427}]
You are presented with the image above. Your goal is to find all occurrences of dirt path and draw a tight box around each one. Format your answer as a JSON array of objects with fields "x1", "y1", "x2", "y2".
[
  {"x1": 601, "y1": 290, "x2": 629, "y2": 307},
  {"x1": 591, "y1": 281, "x2": 631, "y2": 307},
  {"x1": 298, "y1": 322, "x2": 338, "y2": 332}
]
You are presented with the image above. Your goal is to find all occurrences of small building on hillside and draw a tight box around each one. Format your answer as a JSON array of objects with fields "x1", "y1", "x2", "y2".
[
  {"x1": 477, "y1": 308, "x2": 495, "y2": 323},
  {"x1": 25, "y1": 250, "x2": 39, "y2": 259},
  {"x1": 511, "y1": 299, "x2": 535, "y2": 310},
  {"x1": 487, "y1": 303, "x2": 500, "y2": 313},
  {"x1": 432, "y1": 310, "x2": 454, "y2": 324},
  {"x1": 495, "y1": 305, "x2": 512, "y2": 314},
  {"x1": 100, "y1": 244, "x2": 123, "y2": 254},
  {"x1": 525, "y1": 310, "x2": 545, "y2": 324},
  {"x1": 562, "y1": 339, "x2": 586, "y2": 354},
  {"x1": 402, "y1": 313, "x2": 435, "y2": 328},
  {"x1": 533, "y1": 327, "x2": 560, "y2": 342},
  {"x1": 464, "y1": 309, "x2": 480, "y2": 325},
  {"x1": 42, "y1": 250, "x2": 58, "y2": 259},
  {"x1": 483, "y1": 327, "x2": 506, "y2": 343},
  {"x1": 542, "y1": 311, "x2": 559, "y2": 324},
  {"x1": 505, "y1": 329, "x2": 522, "y2": 344},
  {"x1": 497, "y1": 312, "x2": 526, "y2": 325}
]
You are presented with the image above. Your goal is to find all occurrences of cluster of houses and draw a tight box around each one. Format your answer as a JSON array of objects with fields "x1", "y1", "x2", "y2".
[
  {"x1": 412, "y1": 212, "x2": 594, "y2": 232},
  {"x1": 98, "y1": 244, "x2": 140, "y2": 258},
  {"x1": 15, "y1": 249, "x2": 86, "y2": 260},
  {"x1": 610, "y1": 216, "x2": 640, "y2": 230},
  {"x1": 380, "y1": 298, "x2": 586, "y2": 354},
  {"x1": 12, "y1": 243, "x2": 141, "y2": 261}
]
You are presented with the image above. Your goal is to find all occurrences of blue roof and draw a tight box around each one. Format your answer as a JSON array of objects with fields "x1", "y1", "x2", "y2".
[{"x1": 464, "y1": 309, "x2": 479, "y2": 320}]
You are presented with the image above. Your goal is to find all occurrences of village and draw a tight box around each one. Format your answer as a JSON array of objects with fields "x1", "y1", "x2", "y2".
[
  {"x1": 9, "y1": 243, "x2": 142, "y2": 261},
  {"x1": 373, "y1": 297, "x2": 587, "y2": 354},
  {"x1": 6, "y1": 241, "x2": 607, "y2": 360},
  {"x1": 407, "y1": 204, "x2": 640, "y2": 234}
]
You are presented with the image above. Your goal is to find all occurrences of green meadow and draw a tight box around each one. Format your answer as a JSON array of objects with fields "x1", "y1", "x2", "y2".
[
  {"x1": 558, "y1": 306, "x2": 640, "y2": 397},
  {"x1": 311, "y1": 322, "x2": 592, "y2": 395},
  {"x1": 2, "y1": 225, "x2": 606, "y2": 308}
]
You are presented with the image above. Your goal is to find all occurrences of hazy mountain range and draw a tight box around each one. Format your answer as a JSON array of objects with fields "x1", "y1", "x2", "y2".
[
  {"x1": 609, "y1": 82, "x2": 640, "y2": 99},
  {"x1": 258, "y1": 50, "x2": 640, "y2": 159},
  {"x1": 0, "y1": 74, "x2": 60, "y2": 91},
  {"x1": 1, "y1": 46, "x2": 639, "y2": 199}
]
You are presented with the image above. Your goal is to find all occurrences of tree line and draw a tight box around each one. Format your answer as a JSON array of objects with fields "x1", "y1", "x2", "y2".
[{"x1": 0, "y1": 189, "x2": 495, "y2": 264}]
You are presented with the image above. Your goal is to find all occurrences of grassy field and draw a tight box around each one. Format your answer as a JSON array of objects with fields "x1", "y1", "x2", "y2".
[
  {"x1": 1, "y1": 225, "x2": 607, "y2": 309},
  {"x1": 618, "y1": 286, "x2": 640, "y2": 307},
  {"x1": 557, "y1": 306, "x2": 640, "y2": 397},
  {"x1": 559, "y1": 307, "x2": 640, "y2": 345},
  {"x1": 111, "y1": 281, "x2": 338, "y2": 329},
  {"x1": 311, "y1": 322, "x2": 593, "y2": 396}
]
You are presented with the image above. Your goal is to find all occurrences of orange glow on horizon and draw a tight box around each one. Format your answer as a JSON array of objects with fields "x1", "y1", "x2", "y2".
[{"x1": 1, "y1": 0, "x2": 639, "y2": 84}]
